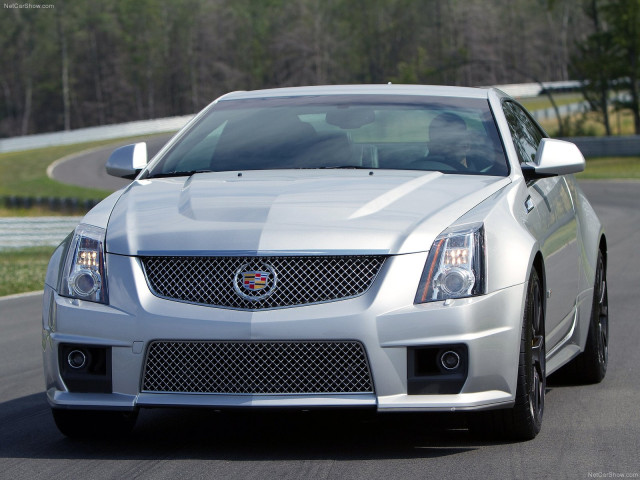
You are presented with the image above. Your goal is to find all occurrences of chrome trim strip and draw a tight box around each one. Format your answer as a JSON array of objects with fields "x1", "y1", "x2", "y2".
[
  {"x1": 139, "y1": 390, "x2": 375, "y2": 397},
  {"x1": 547, "y1": 306, "x2": 578, "y2": 359},
  {"x1": 378, "y1": 400, "x2": 514, "y2": 412},
  {"x1": 136, "y1": 393, "x2": 378, "y2": 408},
  {"x1": 131, "y1": 249, "x2": 392, "y2": 257}
]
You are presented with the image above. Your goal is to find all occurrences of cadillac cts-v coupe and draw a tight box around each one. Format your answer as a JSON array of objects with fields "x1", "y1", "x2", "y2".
[{"x1": 42, "y1": 85, "x2": 608, "y2": 440}]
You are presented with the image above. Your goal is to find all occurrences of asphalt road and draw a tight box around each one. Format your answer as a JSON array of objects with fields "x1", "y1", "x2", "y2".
[
  {"x1": 0, "y1": 181, "x2": 638, "y2": 479},
  {"x1": 49, "y1": 133, "x2": 174, "y2": 192}
]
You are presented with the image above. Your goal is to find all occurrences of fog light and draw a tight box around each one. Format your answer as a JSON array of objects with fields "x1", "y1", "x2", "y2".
[
  {"x1": 440, "y1": 350, "x2": 461, "y2": 370},
  {"x1": 67, "y1": 350, "x2": 87, "y2": 369}
]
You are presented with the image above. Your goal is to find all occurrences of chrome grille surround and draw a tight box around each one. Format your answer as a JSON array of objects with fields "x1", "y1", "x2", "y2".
[
  {"x1": 140, "y1": 255, "x2": 386, "y2": 310},
  {"x1": 141, "y1": 341, "x2": 374, "y2": 394}
]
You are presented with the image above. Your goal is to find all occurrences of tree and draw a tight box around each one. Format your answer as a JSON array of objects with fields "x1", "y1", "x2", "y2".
[
  {"x1": 0, "y1": 0, "x2": 618, "y2": 137},
  {"x1": 572, "y1": 0, "x2": 640, "y2": 135},
  {"x1": 604, "y1": 0, "x2": 640, "y2": 133},
  {"x1": 571, "y1": 0, "x2": 618, "y2": 135}
]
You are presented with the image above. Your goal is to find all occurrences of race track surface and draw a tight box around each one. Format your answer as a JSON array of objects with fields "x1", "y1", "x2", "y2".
[
  {"x1": 1, "y1": 181, "x2": 638, "y2": 479},
  {"x1": 49, "y1": 133, "x2": 174, "y2": 192}
]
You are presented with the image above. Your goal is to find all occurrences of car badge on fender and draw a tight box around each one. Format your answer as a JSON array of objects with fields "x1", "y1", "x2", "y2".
[{"x1": 233, "y1": 264, "x2": 277, "y2": 301}]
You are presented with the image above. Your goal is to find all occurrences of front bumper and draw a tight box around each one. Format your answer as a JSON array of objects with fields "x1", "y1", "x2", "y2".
[{"x1": 43, "y1": 252, "x2": 526, "y2": 412}]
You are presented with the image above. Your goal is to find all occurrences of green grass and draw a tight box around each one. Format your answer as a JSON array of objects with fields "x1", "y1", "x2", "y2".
[
  {"x1": 538, "y1": 102, "x2": 636, "y2": 137},
  {"x1": 0, "y1": 246, "x2": 56, "y2": 297},
  {"x1": 0, "y1": 206, "x2": 79, "y2": 217},
  {"x1": 1, "y1": 143, "x2": 112, "y2": 200},
  {"x1": 519, "y1": 93, "x2": 585, "y2": 112},
  {"x1": 578, "y1": 157, "x2": 640, "y2": 179}
]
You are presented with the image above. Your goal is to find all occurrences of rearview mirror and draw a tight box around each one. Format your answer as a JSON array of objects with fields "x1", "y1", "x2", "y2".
[
  {"x1": 106, "y1": 142, "x2": 148, "y2": 179},
  {"x1": 325, "y1": 108, "x2": 375, "y2": 129},
  {"x1": 522, "y1": 138, "x2": 585, "y2": 180}
]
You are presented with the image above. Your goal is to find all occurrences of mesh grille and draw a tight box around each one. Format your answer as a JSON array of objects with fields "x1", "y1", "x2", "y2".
[
  {"x1": 141, "y1": 255, "x2": 385, "y2": 310},
  {"x1": 142, "y1": 341, "x2": 374, "y2": 394}
]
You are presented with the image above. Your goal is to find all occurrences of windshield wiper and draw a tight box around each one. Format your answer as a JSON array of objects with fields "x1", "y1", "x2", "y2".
[{"x1": 145, "y1": 169, "x2": 214, "y2": 179}]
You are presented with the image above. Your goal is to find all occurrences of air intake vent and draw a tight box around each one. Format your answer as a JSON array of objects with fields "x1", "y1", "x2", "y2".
[{"x1": 142, "y1": 341, "x2": 374, "y2": 394}]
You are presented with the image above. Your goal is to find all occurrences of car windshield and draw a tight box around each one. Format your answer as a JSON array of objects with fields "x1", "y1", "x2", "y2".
[{"x1": 145, "y1": 95, "x2": 509, "y2": 177}]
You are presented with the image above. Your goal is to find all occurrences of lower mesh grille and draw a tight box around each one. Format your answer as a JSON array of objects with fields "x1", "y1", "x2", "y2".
[{"x1": 142, "y1": 341, "x2": 374, "y2": 394}]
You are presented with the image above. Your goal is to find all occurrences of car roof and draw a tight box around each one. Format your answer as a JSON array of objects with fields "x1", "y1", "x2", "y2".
[{"x1": 220, "y1": 84, "x2": 495, "y2": 101}]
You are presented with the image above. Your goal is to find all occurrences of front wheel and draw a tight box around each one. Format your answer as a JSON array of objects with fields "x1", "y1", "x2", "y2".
[
  {"x1": 568, "y1": 250, "x2": 609, "y2": 383},
  {"x1": 470, "y1": 268, "x2": 545, "y2": 441},
  {"x1": 52, "y1": 408, "x2": 138, "y2": 439}
]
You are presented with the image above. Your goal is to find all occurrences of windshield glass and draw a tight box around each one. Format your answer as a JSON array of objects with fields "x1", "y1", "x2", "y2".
[{"x1": 145, "y1": 95, "x2": 508, "y2": 177}]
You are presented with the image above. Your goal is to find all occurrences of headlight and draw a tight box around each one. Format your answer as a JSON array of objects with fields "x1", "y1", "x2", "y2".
[
  {"x1": 60, "y1": 224, "x2": 108, "y2": 304},
  {"x1": 415, "y1": 223, "x2": 485, "y2": 303}
]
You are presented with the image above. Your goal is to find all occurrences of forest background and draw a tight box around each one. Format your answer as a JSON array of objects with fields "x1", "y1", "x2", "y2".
[{"x1": 1, "y1": 0, "x2": 638, "y2": 138}]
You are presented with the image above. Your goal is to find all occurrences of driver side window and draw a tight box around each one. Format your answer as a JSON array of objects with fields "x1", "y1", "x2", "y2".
[{"x1": 503, "y1": 101, "x2": 545, "y2": 164}]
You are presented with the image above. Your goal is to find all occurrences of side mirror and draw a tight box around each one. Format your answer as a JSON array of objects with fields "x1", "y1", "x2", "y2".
[
  {"x1": 522, "y1": 138, "x2": 585, "y2": 180},
  {"x1": 106, "y1": 142, "x2": 148, "y2": 179}
]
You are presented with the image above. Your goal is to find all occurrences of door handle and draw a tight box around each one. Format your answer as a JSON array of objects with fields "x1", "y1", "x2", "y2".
[{"x1": 525, "y1": 196, "x2": 535, "y2": 213}]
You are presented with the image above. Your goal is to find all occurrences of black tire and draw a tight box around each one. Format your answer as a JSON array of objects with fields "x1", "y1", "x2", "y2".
[
  {"x1": 567, "y1": 250, "x2": 609, "y2": 383},
  {"x1": 52, "y1": 408, "x2": 138, "y2": 439},
  {"x1": 470, "y1": 268, "x2": 545, "y2": 441}
]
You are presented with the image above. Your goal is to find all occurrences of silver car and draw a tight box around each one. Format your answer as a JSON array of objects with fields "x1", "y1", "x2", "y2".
[{"x1": 42, "y1": 85, "x2": 608, "y2": 441}]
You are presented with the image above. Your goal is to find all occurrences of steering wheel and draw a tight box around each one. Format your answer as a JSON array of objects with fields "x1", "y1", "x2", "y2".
[{"x1": 408, "y1": 157, "x2": 469, "y2": 173}]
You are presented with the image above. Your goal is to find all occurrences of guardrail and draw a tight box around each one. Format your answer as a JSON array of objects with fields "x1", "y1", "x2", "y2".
[
  {"x1": 495, "y1": 81, "x2": 582, "y2": 99},
  {"x1": 0, "y1": 115, "x2": 194, "y2": 153},
  {"x1": 530, "y1": 102, "x2": 589, "y2": 121},
  {"x1": 561, "y1": 135, "x2": 640, "y2": 157},
  {"x1": 2, "y1": 99, "x2": 638, "y2": 159},
  {"x1": 0, "y1": 216, "x2": 82, "y2": 249}
]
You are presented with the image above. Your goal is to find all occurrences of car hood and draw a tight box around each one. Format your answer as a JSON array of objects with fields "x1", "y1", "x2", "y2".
[{"x1": 106, "y1": 170, "x2": 510, "y2": 256}]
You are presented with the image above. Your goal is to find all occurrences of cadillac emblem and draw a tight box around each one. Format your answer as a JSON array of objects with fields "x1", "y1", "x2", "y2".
[{"x1": 233, "y1": 263, "x2": 277, "y2": 301}]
